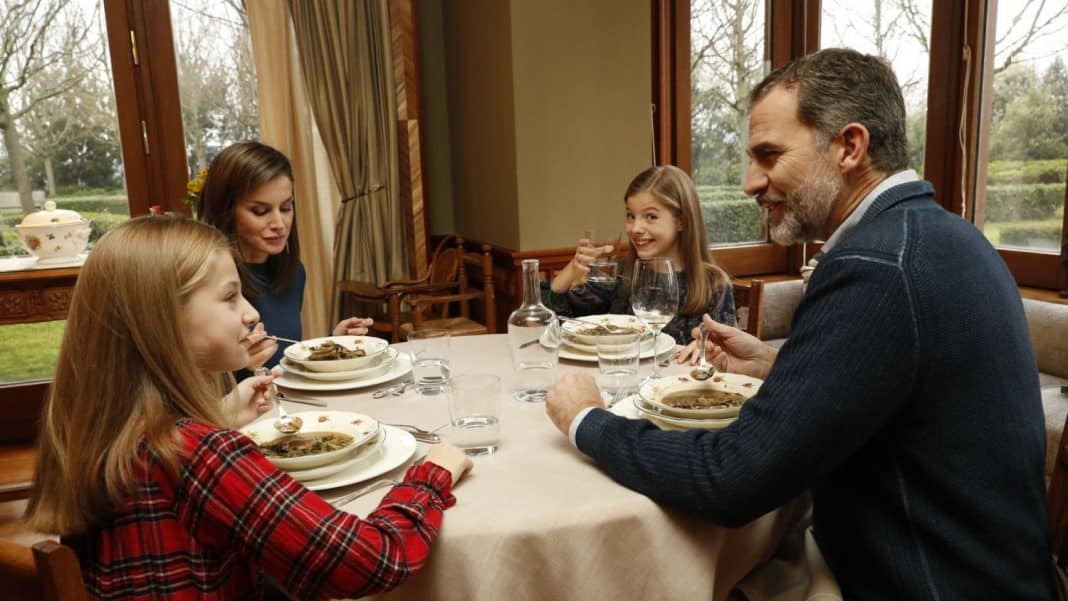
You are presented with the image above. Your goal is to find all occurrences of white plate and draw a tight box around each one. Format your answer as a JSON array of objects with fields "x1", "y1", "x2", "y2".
[
  {"x1": 280, "y1": 347, "x2": 399, "y2": 382},
  {"x1": 559, "y1": 331, "x2": 660, "y2": 355},
  {"x1": 638, "y1": 371, "x2": 762, "y2": 419},
  {"x1": 276, "y1": 353, "x2": 413, "y2": 392},
  {"x1": 608, "y1": 396, "x2": 735, "y2": 431},
  {"x1": 287, "y1": 428, "x2": 388, "y2": 482},
  {"x1": 303, "y1": 425, "x2": 417, "y2": 492},
  {"x1": 542, "y1": 331, "x2": 676, "y2": 363},
  {"x1": 284, "y1": 335, "x2": 391, "y2": 372},
  {"x1": 562, "y1": 314, "x2": 649, "y2": 345},
  {"x1": 242, "y1": 410, "x2": 380, "y2": 471}
]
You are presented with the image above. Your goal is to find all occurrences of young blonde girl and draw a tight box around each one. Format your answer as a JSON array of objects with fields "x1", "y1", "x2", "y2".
[
  {"x1": 544, "y1": 165, "x2": 736, "y2": 344},
  {"x1": 25, "y1": 216, "x2": 471, "y2": 600}
]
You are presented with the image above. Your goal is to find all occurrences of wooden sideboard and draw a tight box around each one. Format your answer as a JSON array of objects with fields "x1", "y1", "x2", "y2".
[{"x1": 0, "y1": 265, "x2": 79, "y2": 326}]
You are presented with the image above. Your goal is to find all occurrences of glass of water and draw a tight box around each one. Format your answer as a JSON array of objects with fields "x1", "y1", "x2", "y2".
[
  {"x1": 447, "y1": 374, "x2": 501, "y2": 455},
  {"x1": 596, "y1": 331, "x2": 641, "y2": 406},
  {"x1": 406, "y1": 329, "x2": 451, "y2": 395}
]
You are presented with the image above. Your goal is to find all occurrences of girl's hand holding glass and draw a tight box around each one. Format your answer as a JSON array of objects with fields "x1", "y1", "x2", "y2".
[
  {"x1": 550, "y1": 236, "x2": 616, "y2": 293},
  {"x1": 334, "y1": 316, "x2": 374, "y2": 336}
]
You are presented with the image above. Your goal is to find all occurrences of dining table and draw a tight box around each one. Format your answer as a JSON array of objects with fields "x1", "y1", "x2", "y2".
[{"x1": 275, "y1": 333, "x2": 811, "y2": 601}]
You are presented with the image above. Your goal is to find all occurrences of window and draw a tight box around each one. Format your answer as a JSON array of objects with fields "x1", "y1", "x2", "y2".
[
  {"x1": 973, "y1": 1, "x2": 1067, "y2": 257},
  {"x1": 662, "y1": 0, "x2": 1068, "y2": 290},
  {"x1": 0, "y1": 1, "x2": 129, "y2": 384},
  {"x1": 820, "y1": 0, "x2": 931, "y2": 176},
  {"x1": 169, "y1": 0, "x2": 260, "y2": 182},
  {"x1": 689, "y1": 0, "x2": 768, "y2": 247}
]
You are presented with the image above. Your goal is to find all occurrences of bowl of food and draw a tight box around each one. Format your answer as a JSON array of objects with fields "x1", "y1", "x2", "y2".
[
  {"x1": 241, "y1": 410, "x2": 380, "y2": 471},
  {"x1": 15, "y1": 201, "x2": 92, "y2": 263},
  {"x1": 639, "y1": 372, "x2": 762, "y2": 419},
  {"x1": 283, "y1": 335, "x2": 390, "y2": 372},
  {"x1": 562, "y1": 314, "x2": 647, "y2": 346}
]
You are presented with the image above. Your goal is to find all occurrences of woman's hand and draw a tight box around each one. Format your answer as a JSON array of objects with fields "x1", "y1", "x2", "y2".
[
  {"x1": 245, "y1": 322, "x2": 278, "y2": 371},
  {"x1": 333, "y1": 316, "x2": 374, "y2": 337},
  {"x1": 225, "y1": 369, "x2": 279, "y2": 429},
  {"x1": 549, "y1": 237, "x2": 616, "y2": 293},
  {"x1": 677, "y1": 314, "x2": 777, "y2": 379},
  {"x1": 424, "y1": 443, "x2": 474, "y2": 486}
]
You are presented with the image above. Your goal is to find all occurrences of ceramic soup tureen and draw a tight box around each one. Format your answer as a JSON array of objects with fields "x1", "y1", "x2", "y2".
[{"x1": 15, "y1": 201, "x2": 92, "y2": 263}]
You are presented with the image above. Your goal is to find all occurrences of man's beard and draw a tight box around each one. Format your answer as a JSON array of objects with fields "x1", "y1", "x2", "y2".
[{"x1": 763, "y1": 158, "x2": 840, "y2": 246}]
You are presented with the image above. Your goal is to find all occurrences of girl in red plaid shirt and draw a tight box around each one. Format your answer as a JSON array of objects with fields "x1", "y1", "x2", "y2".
[{"x1": 25, "y1": 216, "x2": 472, "y2": 600}]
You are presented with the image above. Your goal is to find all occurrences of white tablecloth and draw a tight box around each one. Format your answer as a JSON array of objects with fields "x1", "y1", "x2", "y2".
[{"x1": 280, "y1": 334, "x2": 808, "y2": 601}]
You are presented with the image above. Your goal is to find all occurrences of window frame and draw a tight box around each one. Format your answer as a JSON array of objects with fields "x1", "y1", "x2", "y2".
[
  {"x1": 660, "y1": 0, "x2": 1068, "y2": 289},
  {"x1": 1, "y1": 0, "x2": 187, "y2": 436}
]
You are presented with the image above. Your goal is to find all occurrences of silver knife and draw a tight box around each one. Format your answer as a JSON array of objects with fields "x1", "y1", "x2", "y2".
[{"x1": 275, "y1": 391, "x2": 328, "y2": 407}]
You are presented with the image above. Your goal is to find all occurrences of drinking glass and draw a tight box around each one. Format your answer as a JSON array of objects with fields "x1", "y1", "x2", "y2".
[
  {"x1": 596, "y1": 331, "x2": 641, "y2": 406},
  {"x1": 587, "y1": 259, "x2": 619, "y2": 284},
  {"x1": 447, "y1": 374, "x2": 501, "y2": 455},
  {"x1": 406, "y1": 329, "x2": 451, "y2": 395},
  {"x1": 630, "y1": 258, "x2": 679, "y2": 380}
]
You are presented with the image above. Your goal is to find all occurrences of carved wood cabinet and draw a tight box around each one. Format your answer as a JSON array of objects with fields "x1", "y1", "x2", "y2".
[{"x1": 0, "y1": 266, "x2": 79, "y2": 326}]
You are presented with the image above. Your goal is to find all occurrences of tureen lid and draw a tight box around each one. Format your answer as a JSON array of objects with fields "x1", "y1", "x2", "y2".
[{"x1": 17, "y1": 201, "x2": 86, "y2": 227}]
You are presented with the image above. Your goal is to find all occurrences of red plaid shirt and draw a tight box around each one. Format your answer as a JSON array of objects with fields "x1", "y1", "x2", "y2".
[{"x1": 64, "y1": 420, "x2": 455, "y2": 600}]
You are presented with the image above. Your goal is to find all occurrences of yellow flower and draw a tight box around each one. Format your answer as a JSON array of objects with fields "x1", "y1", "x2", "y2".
[{"x1": 185, "y1": 167, "x2": 209, "y2": 207}]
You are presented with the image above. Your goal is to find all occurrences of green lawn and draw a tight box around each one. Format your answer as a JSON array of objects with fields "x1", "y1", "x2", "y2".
[{"x1": 0, "y1": 320, "x2": 65, "y2": 383}]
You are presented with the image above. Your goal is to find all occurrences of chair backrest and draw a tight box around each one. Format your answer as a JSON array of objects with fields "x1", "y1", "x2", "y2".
[
  {"x1": 427, "y1": 235, "x2": 465, "y2": 286},
  {"x1": 732, "y1": 279, "x2": 765, "y2": 338},
  {"x1": 0, "y1": 539, "x2": 87, "y2": 601},
  {"x1": 407, "y1": 244, "x2": 497, "y2": 333}
]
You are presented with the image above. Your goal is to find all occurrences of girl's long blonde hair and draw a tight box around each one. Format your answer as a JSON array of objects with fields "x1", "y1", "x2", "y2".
[
  {"x1": 25, "y1": 216, "x2": 233, "y2": 535},
  {"x1": 624, "y1": 165, "x2": 730, "y2": 315}
]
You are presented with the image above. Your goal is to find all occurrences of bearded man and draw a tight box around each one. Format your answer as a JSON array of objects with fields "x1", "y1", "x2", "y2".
[{"x1": 545, "y1": 48, "x2": 1054, "y2": 599}]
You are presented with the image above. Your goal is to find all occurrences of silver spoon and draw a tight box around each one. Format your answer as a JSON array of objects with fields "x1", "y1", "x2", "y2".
[
  {"x1": 256, "y1": 367, "x2": 303, "y2": 434},
  {"x1": 690, "y1": 324, "x2": 716, "y2": 381}
]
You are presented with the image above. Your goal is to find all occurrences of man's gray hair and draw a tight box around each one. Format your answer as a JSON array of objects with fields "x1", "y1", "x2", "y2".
[{"x1": 750, "y1": 48, "x2": 909, "y2": 172}]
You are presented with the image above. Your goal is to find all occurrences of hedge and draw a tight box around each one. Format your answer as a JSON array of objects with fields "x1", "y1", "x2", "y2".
[
  {"x1": 699, "y1": 195, "x2": 763, "y2": 243},
  {"x1": 986, "y1": 160, "x2": 1066, "y2": 185},
  {"x1": 984, "y1": 184, "x2": 1065, "y2": 222},
  {"x1": 995, "y1": 221, "x2": 1062, "y2": 251}
]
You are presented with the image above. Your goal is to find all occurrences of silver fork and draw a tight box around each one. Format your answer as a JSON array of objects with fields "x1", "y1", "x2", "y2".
[{"x1": 330, "y1": 479, "x2": 400, "y2": 508}]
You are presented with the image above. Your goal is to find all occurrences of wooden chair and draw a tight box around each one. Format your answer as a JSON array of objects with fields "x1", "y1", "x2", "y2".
[
  {"x1": 732, "y1": 278, "x2": 765, "y2": 338},
  {"x1": 337, "y1": 235, "x2": 467, "y2": 342},
  {"x1": 400, "y1": 243, "x2": 496, "y2": 337},
  {"x1": 0, "y1": 538, "x2": 87, "y2": 600}
]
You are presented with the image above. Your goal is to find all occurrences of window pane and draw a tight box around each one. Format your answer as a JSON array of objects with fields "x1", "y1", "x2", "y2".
[
  {"x1": 690, "y1": 0, "x2": 767, "y2": 246},
  {"x1": 170, "y1": 0, "x2": 261, "y2": 200},
  {"x1": 0, "y1": 321, "x2": 65, "y2": 384},
  {"x1": 978, "y1": 1, "x2": 1067, "y2": 252},
  {"x1": 821, "y1": 0, "x2": 931, "y2": 176},
  {"x1": 0, "y1": 1, "x2": 128, "y2": 384}
]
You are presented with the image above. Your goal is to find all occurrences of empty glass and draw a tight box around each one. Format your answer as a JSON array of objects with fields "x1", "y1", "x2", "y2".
[
  {"x1": 631, "y1": 258, "x2": 679, "y2": 380},
  {"x1": 406, "y1": 329, "x2": 451, "y2": 395},
  {"x1": 447, "y1": 374, "x2": 501, "y2": 456},
  {"x1": 596, "y1": 331, "x2": 641, "y2": 406}
]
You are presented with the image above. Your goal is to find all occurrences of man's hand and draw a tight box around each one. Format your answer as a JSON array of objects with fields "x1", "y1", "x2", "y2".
[
  {"x1": 545, "y1": 373, "x2": 605, "y2": 436},
  {"x1": 677, "y1": 315, "x2": 777, "y2": 379},
  {"x1": 334, "y1": 316, "x2": 374, "y2": 337},
  {"x1": 245, "y1": 322, "x2": 278, "y2": 371}
]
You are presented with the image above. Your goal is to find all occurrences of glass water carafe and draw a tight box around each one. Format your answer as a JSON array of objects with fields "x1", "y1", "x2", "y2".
[{"x1": 508, "y1": 259, "x2": 560, "y2": 402}]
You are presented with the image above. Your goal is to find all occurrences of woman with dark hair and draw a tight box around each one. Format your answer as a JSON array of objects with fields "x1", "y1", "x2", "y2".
[{"x1": 198, "y1": 141, "x2": 372, "y2": 370}]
